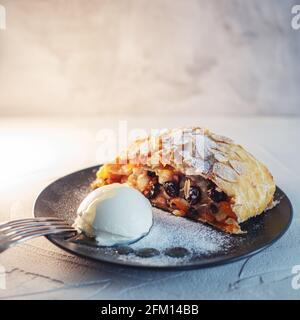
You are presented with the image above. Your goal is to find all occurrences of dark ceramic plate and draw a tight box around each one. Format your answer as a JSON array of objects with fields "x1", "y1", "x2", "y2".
[{"x1": 33, "y1": 166, "x2": 293, "y2": 270}]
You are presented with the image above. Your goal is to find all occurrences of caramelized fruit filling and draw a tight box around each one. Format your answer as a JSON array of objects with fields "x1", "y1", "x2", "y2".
[{"x1": 92, "y1": 164, "x2": 238, "y2": 231}]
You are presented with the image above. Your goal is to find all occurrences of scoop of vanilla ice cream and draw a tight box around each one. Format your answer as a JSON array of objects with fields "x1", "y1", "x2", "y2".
[{"x1": 74, "y1": 183, "x2": 153, "y2": 246}]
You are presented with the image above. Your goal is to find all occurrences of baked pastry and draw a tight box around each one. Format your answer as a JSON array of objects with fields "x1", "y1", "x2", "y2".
[{"x1": 92, "y1": 127, "x2": 275, "y2": 234}]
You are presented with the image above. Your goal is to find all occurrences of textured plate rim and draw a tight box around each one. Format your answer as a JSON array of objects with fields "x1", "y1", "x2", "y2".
[{"x1": 33, "y1": 165, "x2": 294, "y2": 271}]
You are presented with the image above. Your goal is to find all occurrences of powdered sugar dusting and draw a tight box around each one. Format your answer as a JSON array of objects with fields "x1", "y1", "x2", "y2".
[
  {"x1": 105, "y1": 208, "x2": 242, "y2": 266},
  {"x1": 132, "y1": 208, "x2": 231, "y2": 252}
]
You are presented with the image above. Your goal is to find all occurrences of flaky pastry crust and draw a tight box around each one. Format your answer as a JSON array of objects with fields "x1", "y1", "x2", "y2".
[{"x1": 93, "y1": 127, "x2": 276, "y2": 233}]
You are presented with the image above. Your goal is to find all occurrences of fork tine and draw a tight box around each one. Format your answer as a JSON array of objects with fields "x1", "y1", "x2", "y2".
[
  {"x1": 0, "y1": 217, "x2": 64, "y2": 231},
  {"x1": 1, "y1": 223, "x2": 72, "y2": 239},
  {"x1": 0, "y1": 224, "x2": 75, "y2": 242},
  {"x1": 0, "y1": 220, "x2": 71, "y2": 234},
  {"x1": 8, "y1": 226, "x2": 76, "y2": 241},
  {"x1": 0, "y1": 218, "x2": 77, "y2": 253},
  {"x1": 0, "y1": 228, "x2": 76, "y2": 253}
]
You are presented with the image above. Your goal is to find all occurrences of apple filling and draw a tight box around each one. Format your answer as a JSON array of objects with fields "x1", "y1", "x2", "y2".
[{"x1": 92, "y1": 163, "x2": 240, "y2": 233}]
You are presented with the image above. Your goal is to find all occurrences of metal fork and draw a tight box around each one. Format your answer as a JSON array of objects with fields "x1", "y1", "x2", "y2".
[{"x1": 0, "y1": 217, "x2": 76, "y2": 253}]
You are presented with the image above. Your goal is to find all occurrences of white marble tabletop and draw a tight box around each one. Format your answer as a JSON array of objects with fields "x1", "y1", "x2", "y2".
[{"x1": 0, "y1": 116, "x2": 299, "y2": 300}]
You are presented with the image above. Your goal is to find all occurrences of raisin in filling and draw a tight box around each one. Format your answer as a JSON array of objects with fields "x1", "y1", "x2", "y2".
[
  {"x1": 210, "y1": 188, "x2": 227, "y2": 202},
  {"x1": 145, "y1": 182, "x2": 160, "y2": 199},
  {"x1": 163, "y1": 181, "x2": 180, "y2": 197},
  {"x1": 186, "y1": 186, "x2": 201, "y2": 205}
]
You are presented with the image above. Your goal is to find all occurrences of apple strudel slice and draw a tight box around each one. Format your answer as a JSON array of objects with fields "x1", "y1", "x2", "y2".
[{"x1": 92, "y1": 127, "x2": 276, "y2": 234}]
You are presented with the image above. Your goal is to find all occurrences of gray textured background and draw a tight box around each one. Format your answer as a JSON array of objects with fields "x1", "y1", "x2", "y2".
[{"x1": 0, "y1": 0, "x2": 299, "y2": 117}]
